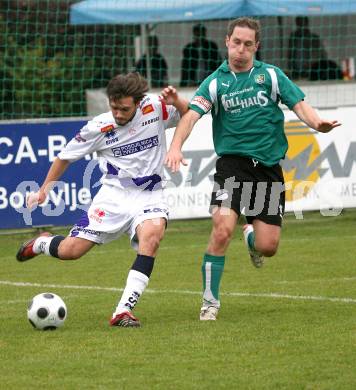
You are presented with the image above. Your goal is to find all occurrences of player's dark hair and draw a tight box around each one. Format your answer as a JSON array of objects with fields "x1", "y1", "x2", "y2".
[
  {"x1": 106, "y1": 73, "x2": 149, "y2": 104},
  {"x1": 227, "y1": 17, "x2": 261, "y2": 43}
]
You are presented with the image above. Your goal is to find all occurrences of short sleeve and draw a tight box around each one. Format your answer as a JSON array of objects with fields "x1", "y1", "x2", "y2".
[
  {"x1": 276, "y1": 68, "x2": 305, "y2": 109},
  {"x1": 160, "y1": 98, "x2": 180, "y2": 129},
  {"x1": 58, "y1": 120, "x2": 103, "y2": 162},
  {"x1": 189, "y1": 75, "x2": 217, "y2": 116}
]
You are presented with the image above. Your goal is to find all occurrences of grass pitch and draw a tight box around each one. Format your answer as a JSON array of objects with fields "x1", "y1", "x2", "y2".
[{"x1": 1, "y1": 210, "x2": 356, "y2": 389}]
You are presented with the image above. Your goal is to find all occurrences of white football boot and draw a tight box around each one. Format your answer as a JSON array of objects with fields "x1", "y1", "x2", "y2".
[{"x1": 200, "y1": 306, "x2": 219, "y2": 321}]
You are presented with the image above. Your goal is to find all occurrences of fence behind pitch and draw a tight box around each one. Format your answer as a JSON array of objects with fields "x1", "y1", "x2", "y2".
[{"x1": 1, "y1": 1, "x2": 356, "y2": 120}]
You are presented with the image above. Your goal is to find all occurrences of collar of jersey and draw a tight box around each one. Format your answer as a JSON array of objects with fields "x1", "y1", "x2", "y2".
[{"x1": 219, "y1": 59, "x2": 262, "y2": 73}]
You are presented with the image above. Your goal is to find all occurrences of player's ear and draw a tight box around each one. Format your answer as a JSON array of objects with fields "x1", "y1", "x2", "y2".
[{"x1": 225, "y1": 35, "x2": 229, "y2": 48}]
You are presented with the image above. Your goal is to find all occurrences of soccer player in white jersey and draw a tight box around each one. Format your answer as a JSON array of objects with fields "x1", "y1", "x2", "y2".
[
  {"x1": 165, "y1": 18, "x2": 341, "y2": 321},
  {"x1": 16, "y1": 73, "x2": 189, "y2": 327}
]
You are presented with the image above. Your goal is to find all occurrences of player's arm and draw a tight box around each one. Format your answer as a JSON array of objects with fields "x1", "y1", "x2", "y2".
[
  {"x1": 27, "y1": 117, "x2": 102, "y2": 209},
  {"x1": 165, "y1": 109, "x2": 201, "y2": 172},
  {"x1": 27, "y1": 157, "x2": 71, "y2": 209},
  {"x1": 292, "y1": 100, "x2": 341, "y2": 133}
]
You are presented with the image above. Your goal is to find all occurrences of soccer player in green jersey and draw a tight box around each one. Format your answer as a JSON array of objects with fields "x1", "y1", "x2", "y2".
[{"x1": 165, "y1": 17, "x2": 341, "y2": 321}]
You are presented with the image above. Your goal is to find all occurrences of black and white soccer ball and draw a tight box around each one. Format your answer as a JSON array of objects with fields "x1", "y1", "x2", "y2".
[{"x1": 27, "y1": 292, "x2": 67, "y2": 330}]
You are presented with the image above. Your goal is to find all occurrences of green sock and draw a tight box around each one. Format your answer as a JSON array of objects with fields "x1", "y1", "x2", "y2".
[
  {"x1": 247, "y1": 230, "x2": 256, "y2": 251},
  {"x1": 201, "y1": 254, "x2": 225, "y2": 308}
]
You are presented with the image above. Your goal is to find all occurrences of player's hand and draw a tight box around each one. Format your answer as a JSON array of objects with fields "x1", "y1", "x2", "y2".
[
  {"x1": 165, "y1": 148, "x2": 188, "y2": 173},
  {"x1": 26, "y1": 190, "x2": 46, "y2": 210},
  {"x1": 160, "y1": 85, "x2": 178, "y2": 105},
  {"x1": 316, "y1": 120, "x2": 341, "y2": 133}
]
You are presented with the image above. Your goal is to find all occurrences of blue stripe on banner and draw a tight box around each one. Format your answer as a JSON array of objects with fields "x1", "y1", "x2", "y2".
[{"x1": 0, "y1": 118, "x2": 102, "y2": 229}]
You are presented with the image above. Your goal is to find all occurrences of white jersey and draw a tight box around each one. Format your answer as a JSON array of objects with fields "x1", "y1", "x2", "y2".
[{"x1": 58, "y1": 94, "x2": 180, "y2": 191}]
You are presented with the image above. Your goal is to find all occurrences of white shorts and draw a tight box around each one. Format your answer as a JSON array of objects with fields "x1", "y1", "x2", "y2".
[{"x1": 69, "y1": 184, "x2": 168, "y2": 250}]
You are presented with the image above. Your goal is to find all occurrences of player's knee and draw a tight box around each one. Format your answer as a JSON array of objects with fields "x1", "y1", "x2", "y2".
[
  {"x1": 212, "y1": 225, "x2": 233, "y2": 246},
  {"x1": 141, "y1": 234, "x2": 162, "y2": 253},
  {"x1": 257, "y1": 238, "x2": 279, "y2": 257},
  {"x1": 263, "y1": 247, "x2": 278, "y2": 257}
]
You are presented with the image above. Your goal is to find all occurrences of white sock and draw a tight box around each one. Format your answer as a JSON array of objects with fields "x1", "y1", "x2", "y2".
[
  {"x1": 113, "y1": 270, "x2": 149, "y2": 317},
  {"x1": 33, "y1": 236, "x2": 54, "y2": 255}
]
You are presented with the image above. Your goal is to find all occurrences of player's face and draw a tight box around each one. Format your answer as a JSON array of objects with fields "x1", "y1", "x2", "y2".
[
  {"x1": 226, "y1": 26, "x2": 259, "y2": 72},
  {"x1": 110, "y1": 96, "x2": 139, "y2": 126}
]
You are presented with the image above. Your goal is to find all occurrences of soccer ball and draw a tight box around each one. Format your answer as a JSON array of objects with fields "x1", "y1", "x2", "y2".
[{"x1": 27, "y1": 292, "x2": 67, "y2": 330}]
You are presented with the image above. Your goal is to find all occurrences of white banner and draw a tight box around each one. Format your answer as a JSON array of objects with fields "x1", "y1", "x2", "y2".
[{"x1": 164, "y1": 106, "x2": 356, "y2": 219}]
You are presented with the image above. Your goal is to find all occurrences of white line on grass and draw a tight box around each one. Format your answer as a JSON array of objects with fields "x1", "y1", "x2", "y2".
[
  {"x1": 275, "y1": 276, "x2": 356, "y2": 284},
  {"x1": 0, "y1": 299, "x2": 29, "y2": 304},
  {"x1": 1, "y1": 280, "x2": 356, "y2": 305}
]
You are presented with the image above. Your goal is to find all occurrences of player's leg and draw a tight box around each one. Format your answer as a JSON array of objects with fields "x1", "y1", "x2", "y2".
[
  {"x1": 200, "y1": 206, "x2": 238, "y2": 320},
  {"x1": 110, "y1": 217, "x2": 166, "y2": 328},
  {"x1": 242, "y1": 159, "x2": 285, "y2": 267},
  {"x1": 110, "y1": 187, "x2": 169, "y2": 328},
  {"x1": 253, "y1": 219, "x2": 281, "y2": 256},
  {"x1": 113, "y1": 218, "x2": 166, "y2": 326},
  {"x1": 136, "y1": 217, "x2": 166, "y2": 256},
  {"x1": 200, "y1": 156, "x2": 241, "y2": 320},
  {"x1": 243, "y1": 220, "x2": 281, "y2": 268},
  {"x1": 16, "y1": 185, "x2": 115, "y2": 262},
  {"x1": 16, "y1": 232, "x2": 95, "y2": 261}
]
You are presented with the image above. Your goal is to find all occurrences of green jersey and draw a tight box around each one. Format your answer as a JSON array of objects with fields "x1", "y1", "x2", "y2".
[{"x1": 189, "y1": 60, "x2": 305, "y2": 166}]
